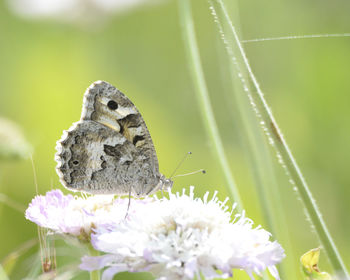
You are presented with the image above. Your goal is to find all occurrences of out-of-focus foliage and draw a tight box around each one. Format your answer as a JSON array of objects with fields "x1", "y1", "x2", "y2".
[
  {"x1": 1, "y1": 239, "x2": 37, "y2": 276},
  {"x1": 0, "y1": 265, "x2": 10, "y2": 280},
  {"x1": 0, "y1": 118, "x2": 32, "y2": 160},
  {"x1": 0, "y1": 0, "x2": 349, "y2": 279},
  {"x1": 6, "y1": 0, "x2": 168, "y2": 25}
]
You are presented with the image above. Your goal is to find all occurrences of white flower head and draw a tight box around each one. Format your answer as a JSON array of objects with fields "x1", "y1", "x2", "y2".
[{"x1": 80, "y1": 187, "x2": 285, "y2": 279}]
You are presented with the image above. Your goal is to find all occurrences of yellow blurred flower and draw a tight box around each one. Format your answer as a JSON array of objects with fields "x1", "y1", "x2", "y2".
[{"x1": 301, "y1": 248, "x2": 332, "y2": 280}]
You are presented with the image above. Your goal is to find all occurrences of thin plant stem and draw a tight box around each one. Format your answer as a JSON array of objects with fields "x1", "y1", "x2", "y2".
[
  {"x1": 242, "y1": 33, "x2": 350, "y2": 44},
  {"x1": 88, "y1": 245, "x2": 100, "y2": 280},
  {"x1": 213, "y1": 0, "x2": 350, "y2": 278},
  {"x1": 177, "y1": 0, "x2": 243, "y2": 211}
]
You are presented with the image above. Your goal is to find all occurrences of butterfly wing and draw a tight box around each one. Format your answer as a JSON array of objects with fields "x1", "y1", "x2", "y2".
[{"x1": 55, "y1": 81, "x2": 161, "y2": 195}]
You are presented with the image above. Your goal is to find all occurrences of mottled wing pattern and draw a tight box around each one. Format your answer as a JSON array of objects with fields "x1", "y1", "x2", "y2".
[{"x1": 55, "y1": 81, "x2": 161, "y2": 195}]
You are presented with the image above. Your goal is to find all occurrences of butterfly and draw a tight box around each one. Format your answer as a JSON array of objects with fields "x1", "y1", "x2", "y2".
[{"x1": 55, "y1": 81, "x2": 173, "y2": 197}]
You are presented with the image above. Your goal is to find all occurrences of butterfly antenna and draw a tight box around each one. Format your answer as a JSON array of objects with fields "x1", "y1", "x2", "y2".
[
  {"x1": 172, "y1": 169, "x2": 206, "y2": 178},
  {"x1": 169, "y1": 152, "x2": 192, "y2": 179}
]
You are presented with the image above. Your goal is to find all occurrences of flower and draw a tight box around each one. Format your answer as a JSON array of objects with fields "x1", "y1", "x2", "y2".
[
  {"x1": 6, "y1": 0, "x2": 167, "y2": 24},
  {"x1": 26, "y1": 188, "x2": 285, "y2": 278},
  {"x1": 25, "y1": 189, "x2": 144, "y2": 240},
  {"x1": 80, "y1": 187, "x2": 285, "y2": 279}
]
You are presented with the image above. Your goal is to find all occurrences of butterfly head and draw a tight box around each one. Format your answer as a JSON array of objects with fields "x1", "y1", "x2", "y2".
[
  {"x1": 144, "y1": 175, "x2": 173, "y2": 196},
  {"x1": 160, "y1": 175, "x2": 174, "y2": 191}
]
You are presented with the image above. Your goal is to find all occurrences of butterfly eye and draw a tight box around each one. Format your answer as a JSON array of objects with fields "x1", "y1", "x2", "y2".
[
  {"x1": 73, "y1": 160, "x2": 79, "y2": 165},
  {"x1": 107, "y1": 100, "x2": 118, "y2": 110}
]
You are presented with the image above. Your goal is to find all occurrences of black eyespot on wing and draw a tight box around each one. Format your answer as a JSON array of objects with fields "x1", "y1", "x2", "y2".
[
  {"x1": 107, "y1": 100, "x2": 118, "y2": 110},
  {"x1": 133, "y1": 135, "x2": 145, "y2": 145},
  {"x1": 73, "y1": 160, "x2": 79, "y2": 165}
]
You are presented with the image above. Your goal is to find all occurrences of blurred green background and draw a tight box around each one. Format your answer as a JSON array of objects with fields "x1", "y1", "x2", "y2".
[{"x1": 0, "y1": 0, "x2": 349, "y2": 279}]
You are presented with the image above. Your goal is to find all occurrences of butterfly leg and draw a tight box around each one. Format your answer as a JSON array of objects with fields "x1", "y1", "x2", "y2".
[{"x1": 125, "y1": 187, "x2": 132, "y2": 219}]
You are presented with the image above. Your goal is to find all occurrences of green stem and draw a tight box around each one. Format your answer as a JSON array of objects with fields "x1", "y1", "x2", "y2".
[
  {"x1": 214, "y1": 0, "x2": 349, "y2": 278},
  {"x1": 88, "y1": 245, "x2": 100, "y2": 280},
  {"x1": 177, "y1": 0, "x2": 243, "y2": 211}
]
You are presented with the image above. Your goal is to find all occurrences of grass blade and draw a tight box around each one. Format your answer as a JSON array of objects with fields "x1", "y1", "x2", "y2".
[
  {"x1": 211, "y1": 0, "x2": 349, "y2": 277},
  {"x1": 177, "y1": 0, "x2": 243, "y2": 210}
]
